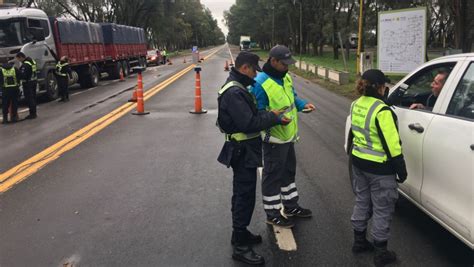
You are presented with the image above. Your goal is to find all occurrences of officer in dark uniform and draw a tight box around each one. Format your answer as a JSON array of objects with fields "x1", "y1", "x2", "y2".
[
  {"x1": 1, "y1": 62, "x2": 20, "y2": 124},
  {"x1": 55, "y1": 56, "x2": 72, "y2": 102},
  {"x1": 217, "y1": 51, "x2": 290, "y2": 265},
  {"x1": 16, "y1": 52, "x2": 38, "y2": 119}
]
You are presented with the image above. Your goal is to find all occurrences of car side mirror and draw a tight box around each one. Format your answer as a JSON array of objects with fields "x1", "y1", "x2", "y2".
[
  {"x1": 387, "y1": 84, "x2": 408, "y2": 106},
  {"x1": 29, "y1": 28, "x2": 45, "y2": 42}
]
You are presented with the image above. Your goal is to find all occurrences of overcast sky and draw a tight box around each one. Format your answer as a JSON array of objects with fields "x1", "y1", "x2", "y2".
[{"x1": 200, "y1": 0, "x2": 235, "y2": 36}]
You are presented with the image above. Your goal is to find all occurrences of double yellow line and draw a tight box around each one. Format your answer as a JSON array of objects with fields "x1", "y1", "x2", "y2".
[{"x1": 0, "y1": 48, "x2": 221, "y2": 194}]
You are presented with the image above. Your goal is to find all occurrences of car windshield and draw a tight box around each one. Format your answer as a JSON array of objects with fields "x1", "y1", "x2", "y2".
[
  {"x1": 0, "y1": 19, "x2": 31, "y2": 47},
  {"x1": 147, "y1": 50, "x2": 157, "y2": 56}
]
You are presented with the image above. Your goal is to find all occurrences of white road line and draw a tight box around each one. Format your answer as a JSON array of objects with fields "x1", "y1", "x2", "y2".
[
  {"x1": 227, "y1": 43, "x2": 235, "y2": 65},
  {"x1": 273, "y1": 226, "x2": 297, "y2": 251},
  {"x1": 257, "y1": 167, "x2": 263, "y2": 180}
]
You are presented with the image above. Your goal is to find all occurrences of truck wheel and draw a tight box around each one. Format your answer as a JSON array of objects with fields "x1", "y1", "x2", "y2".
[
  {"x1": 108, "y1": 61, "x2": 121, "y2": 80},
  {"x1": 79, "y1": 65, "x2": 99, "y2": 88},
  {"x1": 122, "y1": 61, "x2": 130, "y2": 77},
  {"x1": 45, "y1": 72, "x2": 58, "y2": 100}
]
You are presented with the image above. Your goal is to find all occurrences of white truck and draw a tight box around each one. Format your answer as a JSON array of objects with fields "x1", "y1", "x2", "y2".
[
  {"x1": 239, "y1": 36, "x2": 251, "y2": 51},
  {"x1": 345, "y1": 53, "x2": 474, "y2": 249}
]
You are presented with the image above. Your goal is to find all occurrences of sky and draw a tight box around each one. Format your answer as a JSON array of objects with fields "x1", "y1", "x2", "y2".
[{"x1": 200, "y1": 0, "x2": 235, "y2": 36}]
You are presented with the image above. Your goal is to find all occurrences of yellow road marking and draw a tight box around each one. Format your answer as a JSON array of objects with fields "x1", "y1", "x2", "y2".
[{"x1": 0, "y1": 48, "x2": 221, "y2": 194}]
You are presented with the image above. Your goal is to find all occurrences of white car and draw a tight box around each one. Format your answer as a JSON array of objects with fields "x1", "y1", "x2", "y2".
[{"x1": 344, "y1": 53, "x2": 474, "y2": 249}]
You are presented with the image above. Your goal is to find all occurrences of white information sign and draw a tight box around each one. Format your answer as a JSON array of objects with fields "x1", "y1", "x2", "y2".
[{"x1": 378, "y1": 7, "x2": 427, "y2": 74}]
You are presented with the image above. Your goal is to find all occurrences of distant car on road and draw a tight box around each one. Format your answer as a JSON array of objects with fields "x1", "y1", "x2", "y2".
[
  {"x1": 345, "y1": 53, "x2": 474, "y2": 250},
  {"x1": 146, "y1": 50, "x2": 162, "y2": 66}
]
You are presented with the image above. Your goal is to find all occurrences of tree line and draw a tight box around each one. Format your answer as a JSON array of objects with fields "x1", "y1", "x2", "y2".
[
  {"x1": 11, "y1": 0, "x2": 225, "y2": 51},
  {"x1": 225, "y1": 0, "x2": 474, "y2": 57}
]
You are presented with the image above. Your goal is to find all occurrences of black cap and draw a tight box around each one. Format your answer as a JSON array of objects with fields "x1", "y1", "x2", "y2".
[
  {"x1": 269, "y1": 45, "x2": 296, "y2": 65},
  {"x1": 361, "y1": 69, "x2": 390, "y2": 85},
  {"x1": 235, "y1": 51, "x2": 262, "y2": 72}
]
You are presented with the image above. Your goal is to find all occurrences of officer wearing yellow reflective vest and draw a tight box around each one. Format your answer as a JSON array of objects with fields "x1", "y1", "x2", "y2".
[
  {"x1": 0, "y1": 62, "x2": 20, "y2": 124},
  {"x1": 16, "y1": 52, "x2": 38, "y2": 119},
  {"x1": 251, "y1": 45, "x2": 316, "y2": 228},
  {"x1": 217, "y1": 51, "x2": 290, "y2": 265},
  {"x1": 55, "y1": 56, "x2": 72, "y2": 102},
  {"x1": 349, "y1": 69, "x2": 407, "y2": 267}
]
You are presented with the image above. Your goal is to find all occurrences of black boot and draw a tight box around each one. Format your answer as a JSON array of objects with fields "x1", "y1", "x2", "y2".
[
  {"x1": 232, "y1": 231, "x2": 265, "y2": 265},
  {"x1": 232, "y1": 245, "x2": 265, "y2": 265},
  {"x1": 352, "y1": 230, "x2": 374, "y2": 253},
  {"x1": 2, "y1": 115, "x2": 8, "y2": 124},
  {"x1": 373, "y1": 240, "x2": 397, "y2": 267},
  {"x1": 231, "y1": 230, "x2": 262, "y2": 245}
]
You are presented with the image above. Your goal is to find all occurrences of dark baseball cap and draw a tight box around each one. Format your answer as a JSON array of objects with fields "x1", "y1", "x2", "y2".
[
  {"x1": 235, "y1": 51, "x2": 262, "y2": 72},
  {"x1": 269, "y1": 45, "x2": 296, "y2": 65},
  {"x1": 361, "y1": 69, "x2": 391, "y2": 85}
]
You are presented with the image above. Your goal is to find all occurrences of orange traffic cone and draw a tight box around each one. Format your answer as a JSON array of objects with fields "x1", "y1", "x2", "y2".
[
  {"x1": 168, "y1": 59, "x2": 173, "y2": 65},
  {"x1": 132, "y1": 68, "x2": 149, "y2": 115},
  {"x1": 224, "y1": 61, "x2": 229, "y2": 71},
  {"x1": 128, "y1": 86, "x2": 137, "y2": 102},
  {"x1": 183, "y1": 57, "x2": 187, "y2": 63},
  {"x1": 119, "y1": 68, "x2": 125, "y2": 82},
  {"x1": 189, "y1": 66, "x2": 207, "y2": 114}
]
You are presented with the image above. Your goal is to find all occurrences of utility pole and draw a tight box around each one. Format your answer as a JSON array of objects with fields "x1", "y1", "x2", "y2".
[{"x1": 356, "y1": 0, "x2": 364, "y2": 76}]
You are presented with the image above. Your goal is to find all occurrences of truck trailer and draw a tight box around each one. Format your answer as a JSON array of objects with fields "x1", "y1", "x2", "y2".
[{"x1": 0, "y1": 6, "x2": 147, "y2": 100}]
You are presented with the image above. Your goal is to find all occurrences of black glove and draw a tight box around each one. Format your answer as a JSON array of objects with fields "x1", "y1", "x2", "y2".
[{"x1": 391, "y1": 155, "x2": 407, "y2": 183}]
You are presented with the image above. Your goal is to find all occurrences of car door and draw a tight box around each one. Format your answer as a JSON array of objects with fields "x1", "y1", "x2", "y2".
[
  {"x1": 388, "y1": 60, "x2": 463, "y2": 203},
  {"x1": 420, "y1": 60, "x2": 474, "y2": 247}
]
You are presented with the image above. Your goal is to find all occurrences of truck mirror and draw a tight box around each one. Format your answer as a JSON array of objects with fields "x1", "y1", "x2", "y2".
[{"x1": 29, "y1": 28, "x2": 45, "y2": 42}]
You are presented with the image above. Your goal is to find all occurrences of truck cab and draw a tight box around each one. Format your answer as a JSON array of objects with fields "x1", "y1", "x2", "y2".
[
  {"x1": 0, "y1": 6, "x2": 58, "y2": 99},
  {"x1": 240, "y1": 36, "x2": 251, "y2": 51}
]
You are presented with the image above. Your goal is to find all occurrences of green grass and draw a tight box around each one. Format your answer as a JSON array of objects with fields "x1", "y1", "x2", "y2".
[
  {"x1": 254, "y1": 49, "x2": 443, "y2": 100},
  {"x1": 254, "y1": 49, "x2": 359, "y2": 99}
]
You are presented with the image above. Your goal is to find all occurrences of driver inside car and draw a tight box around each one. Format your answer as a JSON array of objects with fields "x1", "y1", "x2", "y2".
[{"x1": 409, "y1": 71, "x2": 448, "y2": 110}]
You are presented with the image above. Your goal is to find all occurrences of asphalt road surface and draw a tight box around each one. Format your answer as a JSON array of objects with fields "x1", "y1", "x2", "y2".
[{"x1": 0, "y1": 45, "x2": 472, "y2": 266}]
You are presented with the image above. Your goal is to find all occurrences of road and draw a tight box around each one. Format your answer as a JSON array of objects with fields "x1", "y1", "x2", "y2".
[{"x1": 0, "y1": 45, "x2": 472, "y2": 266}]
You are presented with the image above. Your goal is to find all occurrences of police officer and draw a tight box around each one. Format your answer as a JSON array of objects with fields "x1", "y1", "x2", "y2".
[
  {"x1": 55, "y1": 56, "x2": 71, "y2": 102},
  {"x1": 251, "y1": 45, "x2": 315, "y2": 228},
  {"x1": 349, "y1": 69, "x2": 407, "y2": 267},
  {"x1": 16, "y1": 52, "x2": 38, "y2": 119},
  {"x1": 0, "y1": 62, "x2": 20, "y2": 124},
  {"x1": 161, "y1": 49, "x2": 167, "y2": 65},
  {"x1": 217, "y1": 51, "x2": 290, "y2": 265}
]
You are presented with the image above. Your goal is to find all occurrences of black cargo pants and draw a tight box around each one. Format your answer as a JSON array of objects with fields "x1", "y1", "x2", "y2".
[
  {"x1": 23, "y1": 81, "x2": 37, "y2": 116},
  {"x1": 262, "y1": 142, "x2": 299, "y2": 218},
  {"x1": 2, "y1": 87, "x2": 19, "y2": 119},
  {"x1": 230, "y1": 139, "x2": 262, "y2": 231}
]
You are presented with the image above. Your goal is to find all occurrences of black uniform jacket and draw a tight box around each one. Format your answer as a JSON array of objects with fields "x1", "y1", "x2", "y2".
[
  {"x1": 19, "y1": 57, "x2": 35, "y2": 85},
  {"x1": 217, "y1": 68, "x2": 280, "y2": 168},
  {"x1": 55, "y1": 62, "x2": 72, "y2": 80}
]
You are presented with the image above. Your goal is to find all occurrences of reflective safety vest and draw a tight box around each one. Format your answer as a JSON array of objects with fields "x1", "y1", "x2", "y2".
[
  {"x1": 1, "y1": 68, "x2": 18, "y2": 88},
  {"x1": 161, "y1": 50, "x2": 167, "y2": 56},
  {"x1": 260, "y1": 74, "x2": 298, "y2": 144},
  {"x1": 56, "y1": 62, "x2": 68, "y2": 77},
  {"x1": 350, "y1": 96, "x2": 401, "y2": 163},
  {"x1": 218, "y1": 81, "x2": 260, "y2": 142},
  {"x1": 24, "y1": 59, "x2": 37, "y2": 81}
]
